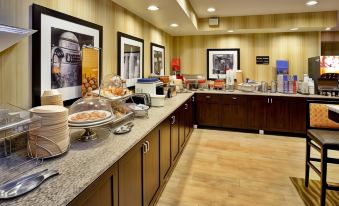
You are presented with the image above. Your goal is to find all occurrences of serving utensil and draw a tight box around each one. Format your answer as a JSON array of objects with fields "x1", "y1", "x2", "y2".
[{"x1": 0, "y1": 169, "x2": 59, "y2": 199}]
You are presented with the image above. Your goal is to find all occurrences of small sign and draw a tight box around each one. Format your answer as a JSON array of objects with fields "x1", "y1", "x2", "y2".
[{"x1": 256, "y1": 56, "x2": 269, "y2": 65}]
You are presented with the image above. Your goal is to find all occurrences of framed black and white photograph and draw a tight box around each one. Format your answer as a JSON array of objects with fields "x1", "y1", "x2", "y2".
[
  {"x1": 207, "y1": 48, "x2": 240, "y2": 79},
  {"x1": 117, "y1": 32, "x2": 144, "y2": 87},
  {"x1": 32, "y1": 4, "x2": 103, "y2": 106},
  {"x1": 151, "y1": 43, "x2": 165, "y2": 75}
]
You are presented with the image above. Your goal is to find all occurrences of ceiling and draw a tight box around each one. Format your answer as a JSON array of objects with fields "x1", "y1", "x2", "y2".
[
  {"x1": 111, "y1": 0, "x2": 339, "y2": 36},
  {"x1": 190, "y1": 0, "x2": 339, "y2": 18}
]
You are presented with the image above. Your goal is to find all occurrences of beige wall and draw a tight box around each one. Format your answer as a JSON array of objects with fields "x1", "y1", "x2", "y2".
[
  {"x1": 0, "y1": 0, "x2": 173, "y2": 108},
  {"x1": 173, "y1": 32, "x2": 320, "y2": 81}
]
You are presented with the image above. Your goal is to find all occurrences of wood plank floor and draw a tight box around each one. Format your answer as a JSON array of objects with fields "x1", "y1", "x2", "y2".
[{"x1": 157, "y1": 129, "x2": 339, "y2": 206}]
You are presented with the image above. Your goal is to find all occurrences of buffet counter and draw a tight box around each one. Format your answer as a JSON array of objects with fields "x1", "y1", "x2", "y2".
[
  {"x1": 194, "y1": 89, "x2": 339, "y2": 99},
  {"x1": 0, "y1": 92, "x2": 194, "y2": 206}
]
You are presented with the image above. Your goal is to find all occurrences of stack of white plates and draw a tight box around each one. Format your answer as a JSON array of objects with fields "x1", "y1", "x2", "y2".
[
  {"x1": 28, "y1": 105, "x2": 69, "y2": 158},
  {"x1": 41, "y1": 90, "x2": 63, "y2": 106}
]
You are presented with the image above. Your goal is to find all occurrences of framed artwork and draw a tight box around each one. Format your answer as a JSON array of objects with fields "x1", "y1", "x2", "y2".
[
  {"x1": 207, "y1": 48, "x2": 240, "y2": 80},
  {"x1": 117, "y1": 32, "x2": 144, "y2": 88},
  {"x1": 32, "y1": 4, "x2": 103, "y2": 106},
  {"x1": 150, "y1": 43, "x2": 165, "y2": 75}
]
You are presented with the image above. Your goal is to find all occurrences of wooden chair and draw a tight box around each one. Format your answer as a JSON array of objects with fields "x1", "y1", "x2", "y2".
[{"x1": 305, "y1": 100, "x2": 339, "y2": 206}]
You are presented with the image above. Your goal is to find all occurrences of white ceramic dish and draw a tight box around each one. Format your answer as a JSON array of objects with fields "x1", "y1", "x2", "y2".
[{"x1": 68, "y1": 110, "x2": 112, "y2": 124}]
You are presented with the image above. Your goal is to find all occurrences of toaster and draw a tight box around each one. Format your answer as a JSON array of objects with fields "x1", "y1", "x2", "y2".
[{"x1": 126, "y1": 93, "x2": 152, "y2": 107}]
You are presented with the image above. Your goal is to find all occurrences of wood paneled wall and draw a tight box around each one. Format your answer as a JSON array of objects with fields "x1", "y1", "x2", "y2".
[
  {"x1": 0, "y1": 0, "x2": 173, "y2": 108},
  {"x1": 172, "y1": 32, "x2": 320, "y2": 81}
]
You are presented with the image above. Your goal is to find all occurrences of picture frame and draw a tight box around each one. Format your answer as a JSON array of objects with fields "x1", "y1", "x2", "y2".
[
  {"x1": 117, "y1": 32, "x2": 144, "y2": 88},
  {"x1": 32, "y1": 4, "x2": 103, "y2": 106},
  {"x1": 207, "y1": 48, "x2": 240, "y2": 80},
  {"x1": 150, "y1": 43, "x2": 165, "y2": 75}
]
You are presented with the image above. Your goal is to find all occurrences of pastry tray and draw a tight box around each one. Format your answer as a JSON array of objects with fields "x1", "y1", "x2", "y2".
[{"x1": 69, "y1": 111, "x2": 134, "y2": 129}]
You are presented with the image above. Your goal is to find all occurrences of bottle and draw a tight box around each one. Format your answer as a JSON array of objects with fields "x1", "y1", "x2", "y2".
[
  {"x1": 293, "y1": 75, "x2": 298, "y2": 94},
  {"x1": 271, "y1": 81, "x2": 276, "y2": 93},
  {"x1": 309, "y1": 79, "x2": 315, "y2": 95},
  {"x1": 288, "y1": 76, "x2": 293, "y2": 94},
  {"x1": 283, "y1": 75, "x2": 289, "y2": 93}
]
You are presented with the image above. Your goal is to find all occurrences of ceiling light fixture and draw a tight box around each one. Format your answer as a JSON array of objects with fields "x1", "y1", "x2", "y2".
[
  {"x1": 207, "y1": 7, "x2": 216, "y2": 13},
  {"x1": 227, "y1": 30, "x2": 234, "y2": 33},
  {"x1": 305, "y1": 0, "x2": 318, "y2": 6},
  {"x1": 290, "y1": 27, "x2": 299, "y2": 31},
  {"x1": 325, "y1": 27, "x2": 331, "y2": 31},
  {"x1": 170, "y1": 23, "x2": 179, "y2": 28},
  {"x1": 147, "y1": 5, "x2": 159, "y2": 11}
]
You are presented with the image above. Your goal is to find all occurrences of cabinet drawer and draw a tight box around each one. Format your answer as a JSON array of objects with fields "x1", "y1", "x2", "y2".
[
  {"x1": 220, "y1": 95, "x2": 246, "y2": 104},
  {"x1": 196, "y1": 93, "x2": 220, "y2": 103}
]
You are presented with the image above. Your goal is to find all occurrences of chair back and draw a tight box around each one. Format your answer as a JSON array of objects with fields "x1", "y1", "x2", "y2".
[{"x1": 306, "y1": 99, "x2": 339, "y2": 130}]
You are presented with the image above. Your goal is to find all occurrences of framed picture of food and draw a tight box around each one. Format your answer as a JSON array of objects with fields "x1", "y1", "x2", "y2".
[
  {"x1": 81, "y1": 47, "x2": 100, "y2": 97},
  {"x1": 32, "y1": 4, "x2": 103, "y2": 106},
  {"x1": 150, "y1": 43, "x2": 165, "y2": 75},
  {"x1": 117, "y1": 32, "x2": 144, "y2": 88}
]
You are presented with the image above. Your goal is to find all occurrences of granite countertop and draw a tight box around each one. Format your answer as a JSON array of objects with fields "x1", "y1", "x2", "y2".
[
  {"x1": 194, "y1": 89, "x2": 339, "y2": 99},
  {"x1": 0, "y1": 92, "x2": 194, "y2": 206}
]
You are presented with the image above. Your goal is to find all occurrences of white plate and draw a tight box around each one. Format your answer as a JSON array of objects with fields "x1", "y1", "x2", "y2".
[
  {"x1": 68, "y1": 110, "x2": 112, "y2": 124},
  {"x1": 68, "y1": 115, "x2": 115, "y2": 127}
]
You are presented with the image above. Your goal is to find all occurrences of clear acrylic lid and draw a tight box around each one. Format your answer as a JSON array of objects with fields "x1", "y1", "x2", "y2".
[
  {"x1": 69, "y1": 96, "x2": 112, "y2": 115},
  {"x1": 100, "y1": 74, "x2": 124, "y2": 96}
]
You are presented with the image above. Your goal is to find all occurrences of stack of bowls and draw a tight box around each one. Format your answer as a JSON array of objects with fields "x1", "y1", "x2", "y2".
[
  {"x1": 28, "y1": 105, "x2": 69, "y2": 158},
  {"x1": 40, "y1": 90, "x2": 63, "y2": 106}
]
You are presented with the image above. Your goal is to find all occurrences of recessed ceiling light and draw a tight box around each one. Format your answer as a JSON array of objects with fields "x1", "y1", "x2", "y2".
[
  {"x1": 227, "y1": 30, "x2": 234, "y2": 33},
  {"x1": 207, "y1": 7, "x2": 216, "y2": 12},
  {"x1": 147, "y1": 5, "x2": 159, "y2": 11},
  {"x1": 305, "y1": 0, "x2": 318, "y2": 6},
  {"x1": 170, "y1": 23, "x2": 179, "y2": 28},
  {"x1": 290, "y1": 27, "x2": 299, "y2": 31},
  {"x1": 325, "y1": 27, "x2": 331, "y2": 31}
]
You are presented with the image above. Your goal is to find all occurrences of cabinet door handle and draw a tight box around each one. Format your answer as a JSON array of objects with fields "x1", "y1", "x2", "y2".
[
  {"x1": 270, "y1": 98, "x2": 273, "y2": 104},
  {"x1": 185, "y1": 103, "x2": 188, "y2": 110},
  {"x1": 192, "y1": 96, "x2": 195, "y2": 102},
  {"x1": 205, "y1": 95, "x2": 211, "y2": 99},
  {"x1": 171, "y1": 115, "x2": 176, "y2": 125},
  {"x1": 267, "y1": 98, "x2": 270, "y2": 104},
  {"x1": 146, "y1": 141, "x2": 150, "y2": 152},
  {"x1": 232, "y1": 97, "x2": 238, "y2": 100},
  {"x1": 143, "y1": 143, "x2": 147, "y2": 154}
]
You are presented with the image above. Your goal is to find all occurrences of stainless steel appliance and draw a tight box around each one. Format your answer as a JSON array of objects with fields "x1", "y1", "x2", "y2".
[
  {"x1": 317, "y1": 73, "x2": 339, "y2": 96},
  {"x1": 135, "y1": 79, "x2": 164, "y2": 95}
]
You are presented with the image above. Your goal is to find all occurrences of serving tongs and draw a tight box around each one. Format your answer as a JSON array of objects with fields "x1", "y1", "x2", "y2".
[{"x1": 0, "y1": 169, "x2": 59, "y2": 199}]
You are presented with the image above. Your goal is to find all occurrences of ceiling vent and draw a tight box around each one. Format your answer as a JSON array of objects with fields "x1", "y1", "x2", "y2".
[{"x1": 208, "y1": 17, "x2": 219, "y2": 27}]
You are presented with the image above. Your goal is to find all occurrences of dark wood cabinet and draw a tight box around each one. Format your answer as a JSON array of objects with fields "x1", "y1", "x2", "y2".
[
  {"x1": 179, "y1": 105, "x2": 185, "y2": 150},
  {"x1": 289, "y1": 98, "x2": 306, "y2": 132},
  {"x1": 160, "y1": 118, "x2": 171, "y2": 184},
  {"x1": 266, "y1": 97, "x2": 291, "y2": 131},
  {"x1": 196, "y1": 93, "x2": 221, "y2": 126},
  {"x1": 170, "y1": 112, "x2": 179, "y2": 163},
  {"x1": 247, "y1": 96, "x2": 267, "y2": 130},
  {"x1": 143, "y1": 128, "x2": 160, "y2": 206},
  {"x1": 220, "y1": 95, "x2": 247, "y2": 129},
  {"x1": 68, "y1": 163, "x2": 118, "y2": 206},
  {"x1": 118, "y1": 142, "x2": 143, "y2": 206},
  {"x1": 118, "y1": 128, "x2": 160, "y2": 206},
  {"x1": 247, "y1": 96, "x2": 306, "y2": 133},
  {"x1": 196, "y1": 93, "x2": 306, "y2": 134},
  {"x1": 184, "y1": 97, "x2": 194, "y2": 140}
]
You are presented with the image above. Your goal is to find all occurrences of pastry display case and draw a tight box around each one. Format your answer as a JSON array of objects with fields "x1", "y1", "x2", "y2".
[{"x1": 68, "y1": 95, "x2": 134, "y2": 141}]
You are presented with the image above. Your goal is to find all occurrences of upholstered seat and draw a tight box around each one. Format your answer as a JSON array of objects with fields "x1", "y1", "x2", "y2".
[{"x1": 307, "y1": 129, "x2": 339, "y2": 148}]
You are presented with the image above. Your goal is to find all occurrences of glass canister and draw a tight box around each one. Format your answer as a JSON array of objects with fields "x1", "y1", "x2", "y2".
[{"x1": 271, "y1": 81, "x2": 276, "y2": 93}]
